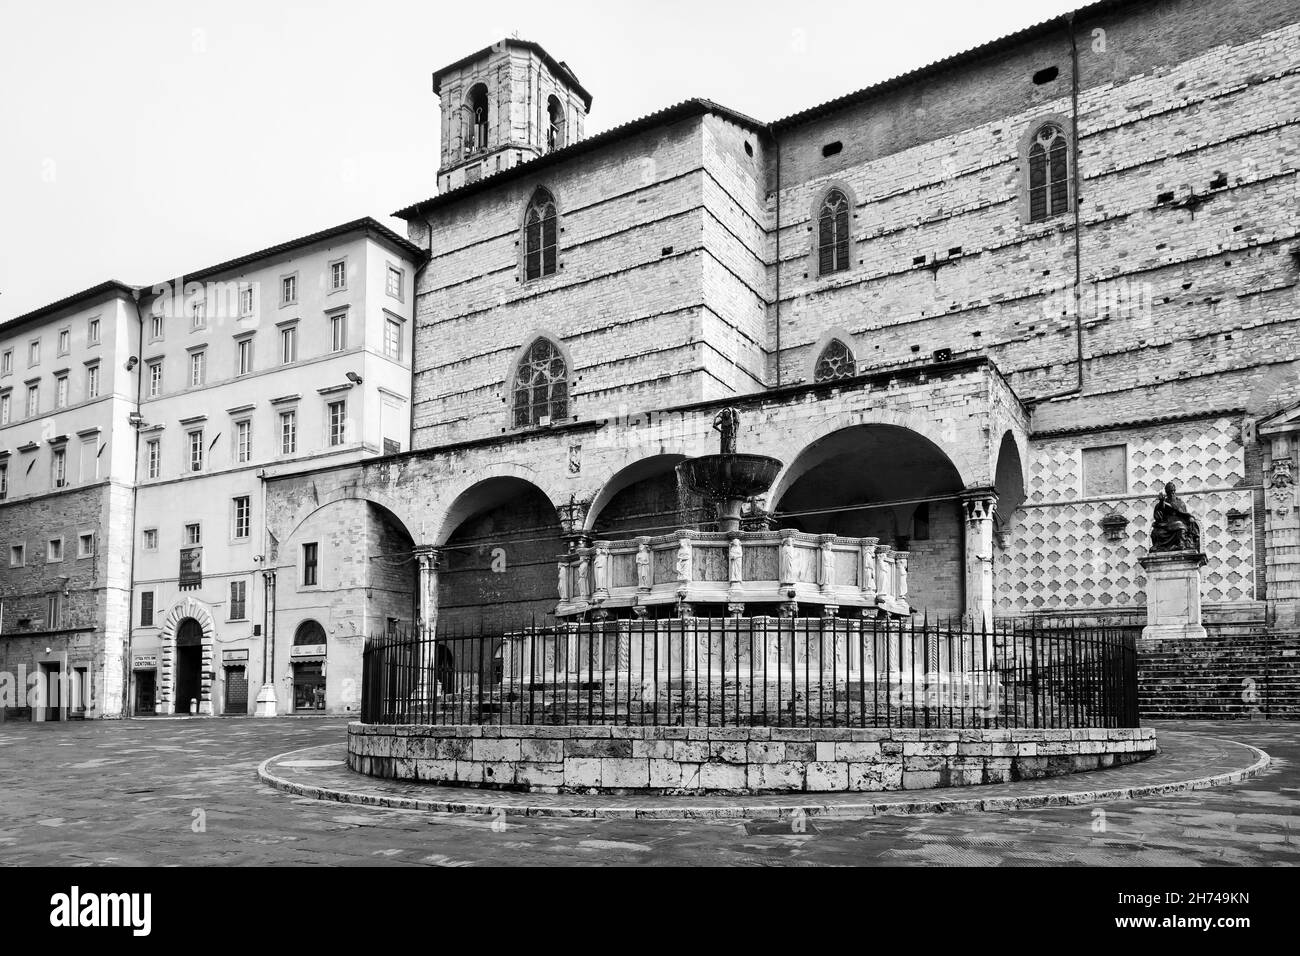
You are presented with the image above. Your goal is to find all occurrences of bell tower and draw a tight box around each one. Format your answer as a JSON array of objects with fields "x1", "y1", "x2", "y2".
[{"x1": 433, "y1": 39, "x2": 593, "y2": 193}]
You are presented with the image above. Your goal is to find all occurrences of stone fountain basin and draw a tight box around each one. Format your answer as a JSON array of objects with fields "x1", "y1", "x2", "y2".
[{"x1": 676, "y1": 454, "x2": 782, "y2": 501}]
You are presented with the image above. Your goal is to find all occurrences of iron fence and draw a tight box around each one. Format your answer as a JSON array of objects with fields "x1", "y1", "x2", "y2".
[{"x1": 361, "y1": 616, "x2": 1139, "y2": 729}]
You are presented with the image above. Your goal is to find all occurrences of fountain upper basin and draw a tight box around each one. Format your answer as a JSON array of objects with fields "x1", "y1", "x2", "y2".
[{"x1": 676, "y1": 454, "x2": 783, "y2": 502}]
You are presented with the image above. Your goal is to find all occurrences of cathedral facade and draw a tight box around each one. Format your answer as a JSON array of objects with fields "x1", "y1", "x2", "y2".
[{"x1": 260, "y1": 0, "x2": 1300, "y2": 714}]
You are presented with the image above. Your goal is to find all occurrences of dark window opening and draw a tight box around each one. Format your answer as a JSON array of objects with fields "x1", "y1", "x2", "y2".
[
  {"x1": 822, "y1": 141, "x2": 843, "y2": 157},
  {"x1": 512, "y1": 337, "x2": 568, "y2": 428},
  {"x1": 817, "y1": 189, "x2": 851, "y2": 275},
  {"x1": 524, "y1": 189, "x2": 558, "y2": 280},
  {"x1": 1032, "y1": 66, "x2": 1059, "y2": 85}
]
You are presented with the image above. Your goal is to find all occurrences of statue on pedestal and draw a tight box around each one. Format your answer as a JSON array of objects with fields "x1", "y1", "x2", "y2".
[
  {"x1": 635, "y1": 542, "x2": 652, "y2": 591},
  {"x1": 1150, "y1": 481, "x2": 1202, "y2": 553},
  {"x1": 712, "y1": 406, "x2": 739, "y2": 455}
]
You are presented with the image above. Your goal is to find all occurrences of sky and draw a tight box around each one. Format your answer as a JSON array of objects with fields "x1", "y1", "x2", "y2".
[{"x1": 0, "y1": 0, "x2": 1083, "y2": 319}]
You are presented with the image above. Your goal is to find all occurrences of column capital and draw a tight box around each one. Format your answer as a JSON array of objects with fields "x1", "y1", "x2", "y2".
[{"x1": 961, "y1": 487, "x2": 999, "y2": 522}]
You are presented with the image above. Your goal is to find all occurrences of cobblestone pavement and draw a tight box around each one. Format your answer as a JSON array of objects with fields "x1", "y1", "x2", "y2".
[{"x1": 0, "y1": 718, "x2": 1296, "y2": 866}]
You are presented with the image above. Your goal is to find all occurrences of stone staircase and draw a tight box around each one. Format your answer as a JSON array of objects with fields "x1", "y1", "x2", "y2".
[{"x1": 1138, "y1": 631, "x2": 1300, "y2": 719}]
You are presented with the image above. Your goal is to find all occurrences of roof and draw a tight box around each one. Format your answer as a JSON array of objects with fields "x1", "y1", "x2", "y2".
[
  {"x1": 0, "y1": 280, "x2": 138, "y2": 338},
  {"x1": 141, "y1": 216, "x2": 425, "y2": 289},
  {"x1": 393, "y1": 98, "x2": 765, "y2": 220},
  {"x1": 771, "y1": 0, "x2": 1131, "y2": 129},
  {"x1": 433, "y1": 38, "x2": 594, "y2": 112},
  {"x1": 2, "y1": 217, "x2": 426, "y2": 337}
]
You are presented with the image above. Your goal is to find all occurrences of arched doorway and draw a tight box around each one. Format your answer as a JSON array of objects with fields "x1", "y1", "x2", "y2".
[
  {"x1": 174, "y1": 619, "x2": 203, "y2": 715},
  {"x1": 292, "y1": 619, "x2": 328, "y2": 713},
  {"x1": 772, "y1": 424, "x2": 966, "y2": 617},
  {"x1": 436, "y1": 476, "x2": 562, "y2": 633}
]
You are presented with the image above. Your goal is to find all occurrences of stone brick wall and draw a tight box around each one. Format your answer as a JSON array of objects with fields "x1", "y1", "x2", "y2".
[{"x1": 348, "y1": 722, "x2": 1157, "y2": 794}]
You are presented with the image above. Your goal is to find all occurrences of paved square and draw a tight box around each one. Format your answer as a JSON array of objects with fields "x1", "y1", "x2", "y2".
[{"x1": 0, "y1": 718, "x2": 1296, "y2": 866}]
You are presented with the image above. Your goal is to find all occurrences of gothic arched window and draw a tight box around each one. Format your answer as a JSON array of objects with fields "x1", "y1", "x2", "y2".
[
  {"x1": 523, "y1": 189, "x2": 558, "y2": 281},
  {"x1": 1027, "y1": 123, "x2": 1069, "y2": 222},
  {"x1": 512, "y1": 337, "x2": 568, "y2": 427},
  {"x1": 817, "y1": 189, "x2": 851, "y2": 276},
  {"x1": 465, "y1": 84, "x2": 489, "y2": 154},
  {"x1": 814, "y1": 339, "x2": 854, "y2": 382}
]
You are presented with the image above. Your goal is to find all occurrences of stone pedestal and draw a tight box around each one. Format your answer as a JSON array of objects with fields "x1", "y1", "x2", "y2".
[
  {"x1": 1140, "y1": 551, "x2": 1208, "y2": 640},
  {"x1": 254, "y1": 683, "x2": 279, "y2": 718}
]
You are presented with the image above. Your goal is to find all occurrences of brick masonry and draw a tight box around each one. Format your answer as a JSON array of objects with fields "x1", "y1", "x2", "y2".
[{"x1": 347, "y1": 721, "x2": 1158, "y2": 794}]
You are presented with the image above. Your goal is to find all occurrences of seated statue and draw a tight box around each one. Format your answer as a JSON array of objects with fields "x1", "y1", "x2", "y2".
[{"x1": 1151, "y1": 480, "x2": 1201, "y2": 553}]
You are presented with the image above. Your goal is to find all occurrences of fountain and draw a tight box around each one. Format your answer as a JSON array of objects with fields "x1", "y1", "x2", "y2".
[{"x1": 556, "y1": 406, "x2": 912, "y2": 620}]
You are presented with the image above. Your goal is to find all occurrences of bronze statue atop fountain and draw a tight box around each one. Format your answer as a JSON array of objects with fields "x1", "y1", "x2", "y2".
[{"x1": 712, "y1": 406, "x2": 739, "y2": 455}]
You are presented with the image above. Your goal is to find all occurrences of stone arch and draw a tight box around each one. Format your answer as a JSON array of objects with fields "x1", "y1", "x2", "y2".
[
  {"x1": 583, "y1": 453, "x2": 692, "y2": 535},
  {"x1": 157, "y1": 596, "x2": 218, "y2": 715},
  {"x1": 278, "y1": 489, "x2": 421, "y2": 562},
  {"x1": 767, "y1": 410, "x2": 976, "y2": 504}
]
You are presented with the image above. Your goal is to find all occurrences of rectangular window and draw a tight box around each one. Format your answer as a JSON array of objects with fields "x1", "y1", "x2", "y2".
[
  {"x1": 10, "y1": 544, "x2": 24, "y2": 567},
  {"x1": 26, "y1": 383, "x2": 38, "y2": 418},
  {"x1": 190, "y1": 351, "x2": 206, "y2": 387},
  {"x1": 28, "y1": 340, "x2": 40, "y2": 366},
  {"x1": 328, "y1": 400, "x2": 346, "y2": 447},
  {"x1": 280, "y1": 410, "x2": 297, "y2": 454},
  {"x1": 280, "y1": 326, "x2": 297, "y2": 364},
  {"x1": 386, "y1": 265, "x2": 402, "y2": 299},
  {"x1": 383, "y1": 318, "x2": 402, "y2": 360},
  {"x1": 1082, "y1": 444, "x2": 1128, "y2": 497},
  {"x1": 188, "y1": 429, "x2": 204, "y2": 472},
  {"x1": 237, "y1": 338, "x2": 253, "y2": 376},
  {"x1": 192, "y1": 301, "x2": 206, "y2": 330},
  {"x1": 281, "y1": 274, "x2": 297, "y2": 305},
  {"x1": 140, "y1": 590, "x2": 155, "y2": 626},
  {"x1": 235, "y1": 420, "x2": 252, "y2": 463},
  {"x1": 185, "y1": 522, "x2": 202, "y2": 546},
  {"x1": 229, "y1": 579, "x2": 247, "y2": 620},
  {"x1": 55, "y1": 374, "x2": 68, "y2": 409},
  {"x1": 330, "y1": 260, "x2": 346, "y2": 290},
  {"x1": 232, "y1": 495, "x2": 251, "y2": 539},
  {"x1": 148, "y1": 360, "x2": 163, "y2": 397},
  {"x1": 0, "y1": 394, "x2": 8, "y2": 425},
  {"x1": 58, "y1": 329, "x2": 70, "y2": 355},
  {"x1": 52, "y1": 448, "x2": 66, "y2": 488},
  {"x1": 146, "y1": 439, "x2": 161, "y2": 479},
  {"x1": 86, "y1": 364, "x2": 100, "y2": 399},
  {"x1": 151, "y1": 314, "x2": 164, "y2": 340},
  {"x1": 0, "y1": 463, "x2": 7, "y2": 500},
  {"x1": 47, "y1": 592, "x2": 61, "y2": 628},
  {"x1": 240, "y1": 286, "x2": 255, "y2": 315},
  {"x1": 78, "y1": 437, "x2": 98, "y2": 483},
  {"x1": 143, "y1": 528, "x2": 158, "y2": 551},
  {"x1": 88, "y1": 318, "x2": 100, "y2": 344},
  {"x1": 47, "y1": 537, "x2": 63, "y2": 562},
  {"x1": 330, "y1": 313, "x2": 346, "y2": 352},
  {"x1": 78, "y1": 532, "x2": 95, "y2": 558},
  {"x1": 302, "y1": 542, "x2": 318, "y2": 586},
  {"x1": 1, "y1": 349, "x2": 11, "y2": 375}
]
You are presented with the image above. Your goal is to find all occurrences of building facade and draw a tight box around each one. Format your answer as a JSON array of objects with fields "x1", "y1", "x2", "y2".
[{"x1": 262, "y1": 0, "x2": 1300, "y2": 715}]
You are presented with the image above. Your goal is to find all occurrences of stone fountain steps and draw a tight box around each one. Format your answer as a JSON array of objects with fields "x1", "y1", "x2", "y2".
[{"x1": 1137, "y1": 631, "x2": 1300, "y2": 719}]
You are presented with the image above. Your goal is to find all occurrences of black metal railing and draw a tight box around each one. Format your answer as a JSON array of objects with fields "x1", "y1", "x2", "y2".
[{"x1": 361, "y1": 616, "x2": 1139, "y2": 729}]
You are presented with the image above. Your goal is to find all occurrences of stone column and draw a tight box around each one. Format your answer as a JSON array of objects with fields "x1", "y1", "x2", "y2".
[
  {"x1": 254, "y1": 569, "x2": 278, "y2": 717},
  {"x1": 1261, "y1": 427, "x2": 1300, "y2": 627},
  {"x1": 962, "y1": 489, "x2": 998, "y2": 629}
]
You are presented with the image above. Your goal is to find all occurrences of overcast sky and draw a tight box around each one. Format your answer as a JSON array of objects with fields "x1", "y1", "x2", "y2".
[{"x1": 0, "y1": 0, "x2": 1082, "y2": 318}]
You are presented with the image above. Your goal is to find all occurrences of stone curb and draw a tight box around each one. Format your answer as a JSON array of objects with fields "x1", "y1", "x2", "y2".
[{"x1": 256, "y1": 735, "x2": 1270, "y2": 821}]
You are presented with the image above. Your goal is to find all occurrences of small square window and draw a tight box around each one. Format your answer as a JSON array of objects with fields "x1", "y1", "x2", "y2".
[
  {"x1": 281, "y1": 274, "x2": 298, "y2": 305},
  {"x1": 330, "y1": 260, "x2": 347, "y2": 291},
  {"x1": 9, "y1": 544, "x2": 24, "y2": 567},
  {"x1": 143, "y1": 528, "x2": 158, "y2": 551},
  {"x1": 88, "y1": 318, "x2": 101, "y2": 344},
  {"x1": 78, "y1": 532, "x2": 95, "y2": 558},
  {"x1": 47, "y1": 538, "x2": 63, "y2": 562}
]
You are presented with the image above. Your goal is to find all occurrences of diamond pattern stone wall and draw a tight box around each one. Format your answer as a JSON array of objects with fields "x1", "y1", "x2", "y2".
[{"x1": 999, "y1": 416, "x2": 1257, "y2": 615}]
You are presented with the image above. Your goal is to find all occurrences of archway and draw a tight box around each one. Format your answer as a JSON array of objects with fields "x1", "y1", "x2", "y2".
[
  {"x1": 436, "y1": 476, "x2": 562, "y2": 633},
  {"x1": 291, "y1": 619, "x2": 328, "y2": 713},
  {"x1": 772, "y1": 424, "x2": 966, "y2": 616},
  {"x1": 586, "y1": 454, "x2": 701, "y2": 537},
  {"x1": 174, "y1": 619, "x2": 203, "y2": 715}
]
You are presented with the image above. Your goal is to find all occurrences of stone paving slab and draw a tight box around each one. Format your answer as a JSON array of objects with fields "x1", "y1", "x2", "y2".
[{"x1": 259, "y1": 730, "x2": 1268, "y2": 820}]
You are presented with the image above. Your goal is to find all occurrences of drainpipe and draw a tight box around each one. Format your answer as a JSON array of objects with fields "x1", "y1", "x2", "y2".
[
  {"x1": 1029, "y1": 13, "x2": 1086, "y2": 406},
  {"x1": 773, "y1": 132, "x2": 782, "y2": 387}
]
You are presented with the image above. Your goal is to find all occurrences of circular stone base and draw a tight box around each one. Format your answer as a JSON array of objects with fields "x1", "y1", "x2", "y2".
[
  {"x1": 346, "y1": 722, "x2": 1159, "y2": 795},
  {"x1": 261, "y1": 732, "x2": 1267, "y2": 819}
]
